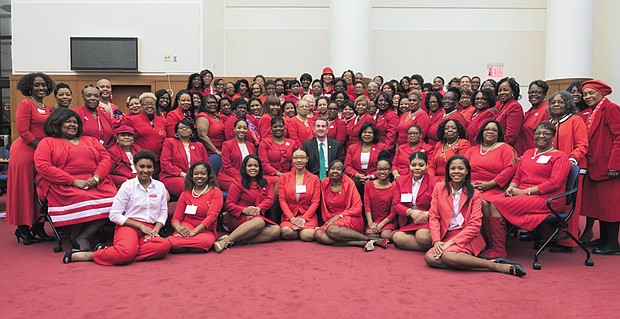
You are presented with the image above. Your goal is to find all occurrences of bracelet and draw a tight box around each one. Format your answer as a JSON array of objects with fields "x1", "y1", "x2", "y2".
[{"x1": 527, "y1": 188, "x2": 531, "y2": 196}]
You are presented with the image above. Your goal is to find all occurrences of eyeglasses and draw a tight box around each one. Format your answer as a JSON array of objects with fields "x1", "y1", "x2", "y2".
[
  {"x1": 483, "y1": 128, "x2": 498, "y2": 132},
  {"x1": 534, "y1": 131, "x2": 553, "y2": 137},
  {"x1": 528, "y1": 90, "x2": 544, "y2": 95},
  {"x1": 292, "y1": 156, "x2": 307, "y2": 161},
  {"x1": 408, "y1": 132, "x2": 421, "y2": 135}
]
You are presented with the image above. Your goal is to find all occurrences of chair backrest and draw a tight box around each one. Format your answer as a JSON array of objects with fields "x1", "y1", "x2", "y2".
[
  {"x1": 565, "y1": 164, "x2": 581, "y2": 205},
  {"x1": 209, "y1": 154, "x2": 222, "y2": 176}
]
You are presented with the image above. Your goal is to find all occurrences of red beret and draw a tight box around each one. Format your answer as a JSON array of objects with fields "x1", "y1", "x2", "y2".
[
  {"x1": 582, "y1": 80, "x2": 612, "y2": 96},
  {"x1": 322, "y1": 67, "x2": 334, "y2": 76},
  {"x1": 115, "y1": 125, "x2": 135, "y2": 135}
]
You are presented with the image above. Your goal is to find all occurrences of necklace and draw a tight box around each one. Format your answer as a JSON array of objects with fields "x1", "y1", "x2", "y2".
[
  {"x1": 479, "y1": 142, "x2": 498, "y2": 155},
  {"x1": 445, "y1": 138, "x2": 459, "y2": 149},
  {"x1": 192, "y1": 186, "x2": 209, "y2": 198},
  {"x1": 532, "y1": 147, "x2": 554, "y2": 159},
  {"x1": 443, "y1": 109, "x2": 457, "y2": 118},
  {"x1": 29, "y1": 97, "x2": 46, "y2": 108}
]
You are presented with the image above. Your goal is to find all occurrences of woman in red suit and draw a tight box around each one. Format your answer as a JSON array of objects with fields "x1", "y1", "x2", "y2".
[
  {"x1": 287, "y1": 99, "x2": 314, "y2": 147},
  {"x1": 62, "y1": 150, "x2": 171, "y2": 265},
  {"x1": 108, "y1": 125, "x2": 138, "y2": 188},
  {"x1": 515, "y1": 80, "x2": 549, "y2": 155},
  {"x1": 7, "y1": 73, "x2": 56, "y2": 244},
  {"x1": 494, "y1": 77, "x2": 524, "y2": 146},
  {"x1": 580, "y1": 80, "x2": 620, "y2": 255},
  {"x1": 258, "y1": 116, "x2": 294, "y2": 183},
  {"x1": 428, "y1": 119, "x2": 471, "y2": 180},
  {"x1": 313, "y1": 96, "x2": 329, "y2": 121},
  {"x1": 364, "y1": 155, "x2": 396, "y2": 240},
  {"x1": 314, "y1": 160, "x2": 388, "y2": 251},
  {"x1": 347, "y1": 96, "x2": 375, "y2": 145},
  {"x1": 326, "y1": 101, "x2": 347, "y2": 145},
  {"x1": 279, "y1": 149, "x2": 321, "y2": 241},
  {"x1": 258, "y1": 95, "x2": 284, "y2": 140},
  {"x1": 168, "y1": 161, "x2": 223, "y2": 253},
  {"x1": 195, "y1": 94, "x2": 225, "y2": 156},
  {"x1": 344, "y1": 123, "x2": 386, "y2": 196},
  {"x1": 214, "y1": 155, "x2": 281, "y2": 252},
  {"x1": 160, "y1": 118, "x2": 210, "y2": 199},
  {"x1": 392, "y1": 152, "x2": 438, "y2": 251},
  {"x1": 224, "y1": 99, "x2": 259, "y2": 145},
  {"x1": 374, "y1": 92, "x2": 399, "y2": 150},
  {"x1": 124, "y1": 93, "x2": 167, "y2": 158},
  {"x1": 392, "y1": 124, "x2": 433, "y2": 178},
  {"x1": 34, "y1": 108, "x2": 118, "y2": 251},
  {"x1": 75, "y1": 85, "x2": 115, "y2": 148},
  {"x1": 219, "y1": 119, "x2": 256, "y2": 192},
  {"x1": 424, "y1": 155, "x2": 526, "y2": 277},
  {"x1": 396, "y1": 90, "x2": 430, "y2": 145},
  {"x1": 165, "y1": 90, "x2": 195, "y2": 137},
  {"x1": 424, "y1": 92, "x2": 445, "y2": 148},
  {"x1": 486, "y1": 122, "x2": 571, "y2": 258},
  {"x1": 466, "y1": 89, "x2": 497, "y2": 145}
]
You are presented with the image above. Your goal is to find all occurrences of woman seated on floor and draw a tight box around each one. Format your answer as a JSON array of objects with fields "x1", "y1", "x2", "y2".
[
  {"x1": 363, "y1": 153, "x2": 396, "y2": 241},
  {"x1": 63, "y1": 150, "x2": 171, "y2": 265},
  {"x1": 168, "y1": 161, "x2": 223, "y2": 253},
  {"x1": 214, "y1": 155, "x2": 281, "y2": 253},
  {"x1": 424, "y1": 155, "x2": 526, "y2": 277},
  {"x1": 34, "y1": 108, "x2": 117, "y2": 251},
  {"x1": 108, "y1": 125, "x2": 137, "y2": 189},
  {"x1": 314, "y1": 160, "x2": 388, "y2": 251}
]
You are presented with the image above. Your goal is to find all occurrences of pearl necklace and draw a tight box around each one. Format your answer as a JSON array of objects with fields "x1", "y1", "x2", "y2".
[
  {"x1": 479, "y1": 142, "x2": 498, "y2": 156},
  {"x1": 192, "y1": 186, "x2": 209, "y2": 198},
  {"x1": 531, "y1": 147, "x2": 554, "y2": 159},
  {"x1": 445, "y1": 138, "x2": 459, "y2": 149},
  {"x1": 29, "y1": 97, "x2": 46, "y2": 108}
]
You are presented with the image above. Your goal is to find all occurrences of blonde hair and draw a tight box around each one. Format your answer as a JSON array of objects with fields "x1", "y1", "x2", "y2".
[{"x1": 139, "y1": 92, "x2": 156, "y2": 103}]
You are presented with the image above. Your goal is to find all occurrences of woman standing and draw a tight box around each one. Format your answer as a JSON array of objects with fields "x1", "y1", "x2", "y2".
[
  {"x1": 224, "y1": 98, "x2": 259, "y2": 144},
  {"x1": 494, "y1": 77, "x2": 524, "y2": 146},
  {"x1": 219, "y1": 119, "x2": 256, "y2": 192},
  {"x1": 75, "y1": 85, "x2": 115, "y2": 148},
  {"x1": 258, "y1": 95, "x2": 283, "y2": 140},
  {"x1": 347, "y1": 96, "x2": 374, "y2": 145},
  {"x1": 428, "y1": 119, "x2": 471, "y2": 180},
  {"x1": 344, "y1": 123, "x2": 386, "y2": 195},
  {"x1": 424, "y1": 92, "x2": 444, "y2": 147},
  {"x1": 165, "y1": 90, "x2": 195, "y2": 137},
  {"x1": 155, "y1": 89, "x2": 172, "y2": 116},
  {"x1": 258, "y1": 116, "x2": 295, "y2": 183},
  {"x1": 392, "y1": 125, "x2": 433, "y2": 178},
  {"x1": 515, "y1": 80, "x2": 549, "y2": 155},
  {"x1": 187, "y1": 73, "x2": 206, "y2": 96},
  {"x1": 374, "y1": 92, "x2": 399, "y2": 150},
  {"x1": 466, "y1": 89, "x2": 497, "y2": 145},
  {"x1": 326, "y1": 100, "x2": 348, "y2": 145},
  {"x1": 566, "y1": 81, "x2": 590, "y2": 122},
  {"x1": 195, "y1": 94, "x2": 225, "y2": 156},
  {"x1": 125, "y1": 93, "x2": 167, "y2": 158},
  {"x1": 54, "y1": 83, "x2": 72, "y2": 108},
  {"x1": 287, "y1": 99, "x2": 314, "y2": 148},
  {"x1": 124, "y1": 95, "x2": 142, "y2": 117},
  {"x1": 396, "y1": 90, "x2": 430, "y2": 144}
]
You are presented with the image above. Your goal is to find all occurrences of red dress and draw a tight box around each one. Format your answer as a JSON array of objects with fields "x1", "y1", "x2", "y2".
[
  {"x1": 327, "y1": 118, "x2": 347, "y2": 145},
  {"x1": 374, "y1": 109, "x2": 399, "y2": 149},
  {"x1": 515, "y1": 102, "x2": 549, "y2": 155},
  {"x1": 165, "y1": 108, "x2": 193, "y2": 137},
  {"x1": 159, "y1": 138, "x2": 210, "y2": 198},
  {"x1": 344, "y1": 142, "x2": 386, "y2": 178},
  {"x1": 461, "y1": 107, "x2": 476, "y2": 123},
  {"x1": 464, "y1": 143, "x2": 517, "y2": 201},
  {"x1": 363, "y1": 182, "x2": 396, "y2": 232},
  {"x1": 258, "y1": 138, "x2": 294, "y2": 182},
  {"x1": 74, "y1": 105, "x2": 115, "y2": 148},
  {"x1": 489, "y1": 149, "x2": 570, "y2": 231},
  {"x1": 426, "y1": 109, "x2": 446, "y2": 147},
  {"x1": 224, "y1": 115, "x2": 259, "y2": 145},
  {"x1": 393, "y1": 173, "x2": 437, "y2": 230},
  {"x1": 108, "y1": 144, "x2": 137, "y2": 188},
  {"x1": 6, "y1": 99, "x2": 54, "y2": 226},
  {"x1": 428, "y1": 139, "x2": 472, "y2": 180},
  {"x1": 258, "y1": 114, "x2": 274, "y2": 140},
  {"x1": 287, "y1": 116, "x2": 315, "y2": 148},
  {"x1": 195, "y1": 112, "x2": 225, "y2": 150},
  {"x1": 278, "y1": 170, "x2": 321, "y2": 229},
  {"x1": 347, "y1": 113, "x2": 375, "y2": 145},
  {"x1": 33, "y1": 136, "x2": 117, "y2": 227},
  {"x1": 396, "y1": 110, "x2": 431, "y2": 145},
  {"x1": 167, "y1": 187, "x2": 223, "y2": 250},
  {"x1": 392, "y1": 141, "x2": 434, "y2": 176},
  {"x1": 125, "y1": 112, "x2": 167, "y2": 158},
  {"x1": 466, "y1": 109, "x2": 496, "y2": 145},
  {"x1": 494, "y1": 99, "x2": 524, "y2": 146},
  {"x1": 218, "y1": 140, "x2": 255, "y2": 191},
  {"x1": 224, "y1": 180, "x2": 276, "y2": 231},
  {"x1": 318, "y1": 176, "x2": 364, "y2": 232}
]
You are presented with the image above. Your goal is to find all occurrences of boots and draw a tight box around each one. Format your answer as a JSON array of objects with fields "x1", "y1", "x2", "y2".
[{"x1": 481, "y1": 217, "x2": 507, "y2": 259}]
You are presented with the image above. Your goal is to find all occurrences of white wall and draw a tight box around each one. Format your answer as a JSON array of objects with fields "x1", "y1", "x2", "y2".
[{"x1": 593, "y1": 0, "x2": 620, "y2": 102}]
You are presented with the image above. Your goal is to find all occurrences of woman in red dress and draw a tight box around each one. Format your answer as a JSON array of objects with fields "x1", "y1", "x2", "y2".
[
  {"x1": 195, "y1": 94, "x2": 225, "y2": 156},
  {"x1": 258, "y1": 95, "x2": 284, "y2": 140},
  {"x1": 313, "y1": 96, "x2": 329, "y2": 121},
  {"x1": 155, "y1": 89, "x2": 172, "y2": 117},
  {"x1": 279, "y1": 149, "x2": 321, "y2": 241},
  {"x1": 314, "y1": 160, "x2": 388, "y2": 251},
  {"x1": 392, "y1": 124, "x2": 434, "y2": 178},
  {"x1": 168, "y1": 161, "x2": 223, "y2": 253},
  {"x1": 392, "y1": 152, "x2": 438, "y2": 251},
  {"x1": 363, "y1": 155, "x2": 396, "y2": 240},
  {"x1": 34, "y1": 108, "x2": 118, "y2": 251},
  {"x1": 258, "y1": 116, "x2": 294, "y2": 183},
  {"x1": 424, "y1": 92, "x2": 445, "y2": 147},
  {"x1": 580, "y1": 80, "x2": 620, "y2": 255},
  {"x1": 160, "y1": 118, "x2": 210, "y2": 199},
  {"x1": 247, "y1": 97, "x2": 263, "y2": 131},
  {"x1": 219, "y1": 119, "x2": 255, "y2": 192},
  {"x1": 374, "y1": 92, "x2": 399, "y2": 150},
  {"x1": 515, "y1": 80, "x2": 550, "y2": 155},
  {"x1": 124, "y1": 95, "x2": 141, "y2": 117},
  {"x1": 466, "y1": 89, "x2": 497, "y2": 144},
  {"x1": 344, "y1": 123, "x2": 386, "y2": 196},
  {"x1": 486, "y1": 122, "x2": 571, "y2": 258},
  {"x1": 396, "y1": 90, "x2": 430, "y2": 145},
  {"x1": 424, "y1": 155, "x2": 526, "y2": 277},
  {"x1": 326, "y1": 101, "x2": 348, "y2": 145},
  {"x1": 108, "y1": 125, "x2": 138, "y2": 188},
  {"x1": 7, "y1": 73, "x2": 56, "y2": 244},
  {"x1": 566, "y1": 81, "x2": 590, "y2": 123},
  {"x1": 214, "y1": 155, "x2": 281, "y2": 252},
  {"x1": 347, "y1": 96, "x2": 375, "y2": 145},
  {"x1": 165, "y1": 90, "x2": 195, "y2": 137},
  {"x1": 428, "y1": 119, "x2": 471, "y2": 180},
  {"x1": 187, "y1": 73, "x2": 207, "y2": 96},
  {"x1": 54, "y1": 83, "x2": 73, "y2": 109},
  {"x1": 494, "y1": 77, "x2": 524, "y2": 147},
  {"x1": 218, "y1": 96, "x2": 233, "y2": 124},
  {"x1": 459, "y1": 88, "x2": 475, "y2": 122},
  {"x1": 124, "y1": 93, "x2": 167, "y2": 158},
  {"x1": 287, "y1": 99, "x2": 314, "y2": 147},
  {"x1": 224, "y1": 99, "x2": 259, "y2": 145},
  {"x1": 75, "y1": 85, "x2": 115, "y2": 148}
]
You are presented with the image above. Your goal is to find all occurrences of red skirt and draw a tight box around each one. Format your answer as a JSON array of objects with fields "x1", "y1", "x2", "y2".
[
  {"x1": 364, "y1": 217, "x2": 396, "y2": 233},
  {"x1": 6, "y1": 138, "x2": 39, "y2": 226},
  {"x1": 582, "y1": 175, "x2": 620, "y2": 222},
  {"x1": 426, "y1": 229, "x2": 481, "y2": 256},
  {"x1": 316, "y1": 215, "x2": 364, "y2": 233},
  {"x1": 488, "y1": 193, "x2": 563, "y2": 231},
  {"x1": 280, "y1": 217, "x2": 318, "y2": 230},
  {"x1": 397, "y1": 221, "x2": 429, "y2": 233},
  {"x1": 46, "y1": 179, "x2": 117, "y2": 227},
  {"x1": 224, "y1": 214, "x2": 276, "y2": 232}
]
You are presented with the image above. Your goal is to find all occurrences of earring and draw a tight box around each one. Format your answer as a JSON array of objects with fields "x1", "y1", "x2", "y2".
[{"x1": 175, "y1": 133, "x2": 179, "y2": 139}]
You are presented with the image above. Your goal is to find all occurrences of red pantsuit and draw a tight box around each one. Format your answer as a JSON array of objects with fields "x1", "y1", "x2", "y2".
[
  {"x1": 107, "y1": 144, "x2": 137, "y2": 189},
  {"x1": 327, "y1": 118, "x2": 347, "y2": 145},
  {"x1": 465, "y1": 109, "x2": 496, "y2": 145},
  {"x1": 363, "y1": 182, "x2": 396, "y2": 232},
  {"x1": 318, "y1": 176, "x2": 364, "y2": 232},
  {"x1": 224, "y1": 115, "x2": 259, "y2": 145},
  {"x1": 168, "y1": 187, "x2": 223, "y2": 250},
  {"x1": 218, "y1": 140, "x2": 255, "y2": 191},
  {"x1": 344, "y1": 142, "x2": 386, "y2": 178},
  {"x1": 489, "y1": 150, "x2": 570, "y2": 231},
  {"x1": 6, "y1": 99, "x2": 54, "y2": 226},
  {"x1": 392, "y1": 142, "x2": 434, "y2": 176},
  {"x1": 75, "y1": 105, "x2": 115, "y2": 148},
  {"x1": 393, "y1": 173, "x2": 437, "y2": 230},
  {"x1": 195, "y1": 112, "x2": 226, "y2": 150},
  {"x1": 224, "y1": 180, "x2": 276, "y2": 231},
  {"x1": 426, "y1": 109, "x2": 446, "y2": 147},
  {"x1": 165, "y1": 108, "x2": 192, "y2": 137},
  {"x1": 125, "y1": 112, "x2": 167, "y2": 158},
  {"x1": 287, "y1": 116, "x2": 315, "y2": 148},
  {"x1": 396, "y1": 110, "x2": 431, "y2": 145},
  {"x1": 428, "y1": 139, "x2": 472, "y2": 180},
  {"x1": 347, "y1": 113, "x2": 375, "y2": 145},
  {"x1": 278, "y1": 170, "x2": 321, "y2": 228},
  {"x1": 464, "y1": 143, "x2": 517, "y2": 201},
  {"x1": 258, "y1": 138, "x2": 294, "y2": 181},
  {"x1": 427, "y1": 183, "x2": 486, "y2": 256},
  {"x1": 94, "y1": 221, "x2": 171, "y2": 266},
  {"x1": 494, "y1": 99, "x2": 524, "y2": 146},
  {"x1": 160, "y1": 138, "x2": 210, "y2": 198},
  {"x1": 374, "y1": 109, "x2": 399, "y2": 149},
  {"x1": 515, "y1": 102, "x2": 549, "y2": 155}
]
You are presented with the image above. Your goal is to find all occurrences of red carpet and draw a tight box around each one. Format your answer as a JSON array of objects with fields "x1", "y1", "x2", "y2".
[{"x1": 0, "y1": 218, "x2": 618, "y2": 319}]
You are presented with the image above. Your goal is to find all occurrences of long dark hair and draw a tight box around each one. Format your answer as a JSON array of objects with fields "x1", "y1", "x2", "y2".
[
  {"x1": 185, "y1": 161, "x2": 218, "y2": 190},
  {"x1": 444, "y1": 155, "x2": 474, "y2": 206},
  {"x1": 240, "y1": 154, "x2": 267, "y2": 188}
]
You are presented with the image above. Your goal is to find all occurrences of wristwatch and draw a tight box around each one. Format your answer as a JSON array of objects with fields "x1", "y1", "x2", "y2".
[{"x1": 92, "y1": 175, "x2": 100, "y2": 184}]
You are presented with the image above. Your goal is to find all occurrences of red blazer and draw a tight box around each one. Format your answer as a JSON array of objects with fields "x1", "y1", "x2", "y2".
[
  {"x1": 165, "y1": 108, "x2": 194, "y2": 137},
  {"x1": 515, "y1": 102, "x2": 549, "y2": 155},
  {"x1": 392, "y1": 141, "x2": 434, "y2": 176},
  {"x1": 344, "y1": 142, "x2": 386, "y2": 177},
  {"x1": 277, "y1": 170, "x2": 321, "y2": 221},
  {"x1": 375, "y1": 109, "x2": 399, "y2": 149},
  {"x1": 258, "y1": 114, "x2": 274, "y2": 140},
  {"x1": 224, "y1": 115, "x2": 259, "y2": 145},
  {"x1": 159, "y1": 138, "x2": 210, "y2": 180},
  {"x1": 327, "y1": 118, "x2": 347, "y2": 145},
  {"x1": 426, "y1": 109, "x2": 446, "y2": 146},
  {"x1": 320, "y1": 175, "x2": 362, "y2": 222},
  {"x1": 125, "y1": 112, "x2": 167, "y2": 158},
  {"x1": 428, "y1": 182, "x2": 486, "y2": 254},
  {"x1": 392, "y1": 173, "x2": 437, "y2": 228},
  {"x1": 258, "y1": 138, "x2": 295, "y2": 176},
  {"x1": 553, "y1": 114, "x2": 589, "y2": 167},
  {"x1": 466, "y1": 109, "x2": 496, "y2": 144},
  {"x1": 74, "y1": 105, "x2": 115, "y2": 148},
  {"x1": 428, "y1": 139, "x2": 472, "y2": 178},
  {"x1": 107, "y1": 144, "x2": 137, "y2": 188},
  {"x1": 396, "y1": 110, "x2": 431, "y2": 144},
  {"x1": 287, "y1": 116, "x2": 315, "y2": 148},
  {"x1": 347, "y1": 113, "x2": 375, "y2": 145},
  {"x1": 225, "y1": 180, "x2": 275, "y2": 217},
  {"x1": 218, "y1": 139, "x2": 255, "y2": 191},
  {"x1": 494, "y1": 99, "x2": 524, "y2": 146},
  {"x1": 586, "y1": 98, "x2": 620, "y2": 180}
]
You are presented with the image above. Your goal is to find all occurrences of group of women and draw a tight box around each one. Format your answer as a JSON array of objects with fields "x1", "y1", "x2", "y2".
[{"x1": 6, "y1": 71, "x2": 620, "y2": 277}]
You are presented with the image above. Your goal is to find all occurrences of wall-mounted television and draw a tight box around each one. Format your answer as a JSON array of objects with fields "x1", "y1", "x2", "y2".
[{"x1": 70, "y1": 37, "x2": 139, "y2": 71}]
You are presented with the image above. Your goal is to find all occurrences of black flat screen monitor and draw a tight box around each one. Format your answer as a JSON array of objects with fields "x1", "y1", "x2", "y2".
[{"x1": 71, "y1": 37, "x2": 139, "y2": 71}]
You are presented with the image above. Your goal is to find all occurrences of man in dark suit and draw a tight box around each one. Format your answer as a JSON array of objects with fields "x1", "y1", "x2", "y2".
[{"x1": 302, "y1": 118, "x2": 343, "y2": 179}]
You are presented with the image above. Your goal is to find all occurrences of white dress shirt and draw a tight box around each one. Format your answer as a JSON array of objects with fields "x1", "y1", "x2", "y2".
[
  {"x1": 448, "y1": 187, "x2": 464, "y2": 231},
  {"x1": 411, "y1": 176, "x2": 423, "y2": 209},
  {"x1": 109, "y1": 177, "x2": 168, "y2": 226}
]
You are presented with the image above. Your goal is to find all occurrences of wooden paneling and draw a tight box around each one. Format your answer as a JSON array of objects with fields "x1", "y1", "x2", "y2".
[{"x1": 545, "y1": 78, "x2": 591, "y2": 96}]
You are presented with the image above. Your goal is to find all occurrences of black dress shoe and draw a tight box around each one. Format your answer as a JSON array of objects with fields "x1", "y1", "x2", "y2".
[
  {"x1": 519, "y1": 231, "x2": 534, "y2": 241},
  {"x1": 585, "y1": 239, "x2": 606, "y2": 247},
  {"x1": 592, "y1": 247, "x2": 620, "y2": 255},
  {"x1": 549, "y1": 245, "x2": 573, "y2": 253}
]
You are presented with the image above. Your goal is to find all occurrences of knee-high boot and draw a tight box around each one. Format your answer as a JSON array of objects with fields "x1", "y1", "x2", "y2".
[{"x1": 481, "y1": 216, "x2": 507, "y2": 258}]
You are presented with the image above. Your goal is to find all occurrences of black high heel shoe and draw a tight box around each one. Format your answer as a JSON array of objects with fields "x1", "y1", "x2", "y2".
[
  {"x1": 15, "y1": 226, "x2": 41, "y2": 245},
  {"x1": 493, "y1": 258, "x2": 527, "y2": 277},
  {"x1": 30, "y1": 223, "x2": 54, "y2": 241}
]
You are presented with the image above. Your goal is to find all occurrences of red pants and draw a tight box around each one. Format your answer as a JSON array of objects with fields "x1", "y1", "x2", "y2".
[
  {"x1": 93, "y1": 223, "x2": 170, "y2": 266},
  {"x1": 167, "y1": 221, "x2": 217, "y2": 251}
]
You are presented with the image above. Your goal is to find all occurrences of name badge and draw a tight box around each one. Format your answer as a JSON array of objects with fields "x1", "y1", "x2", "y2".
[
  {"x1": 296, "y1": 185, "x2": 307, "y2": 194},
  {"x1": 401, "y1": 193, "x2": 413, "y2": 202},
  {"x1": 37, "y1": 108, "x2": 46, "y2": 114},
  {"x1": 536, "y1": 155, "x2": 551, "y2": 164},
  {"x1": 148, "y1": 194, "x2": 158, "y2": 198},
  {"x1": 184, "y1": 205, "x2": 197, "y2": 215}
]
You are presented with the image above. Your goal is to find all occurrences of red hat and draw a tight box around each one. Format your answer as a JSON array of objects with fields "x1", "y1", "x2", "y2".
[
  {"x1": 582, "y1": 80, "x2": 612, "y2": 96},
  {"x1": 322, "y1": 67, "x2": 334, "y2": 76},
  {"x1": 115, "y1": 125, "x2": 135, "y2": 135}
]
